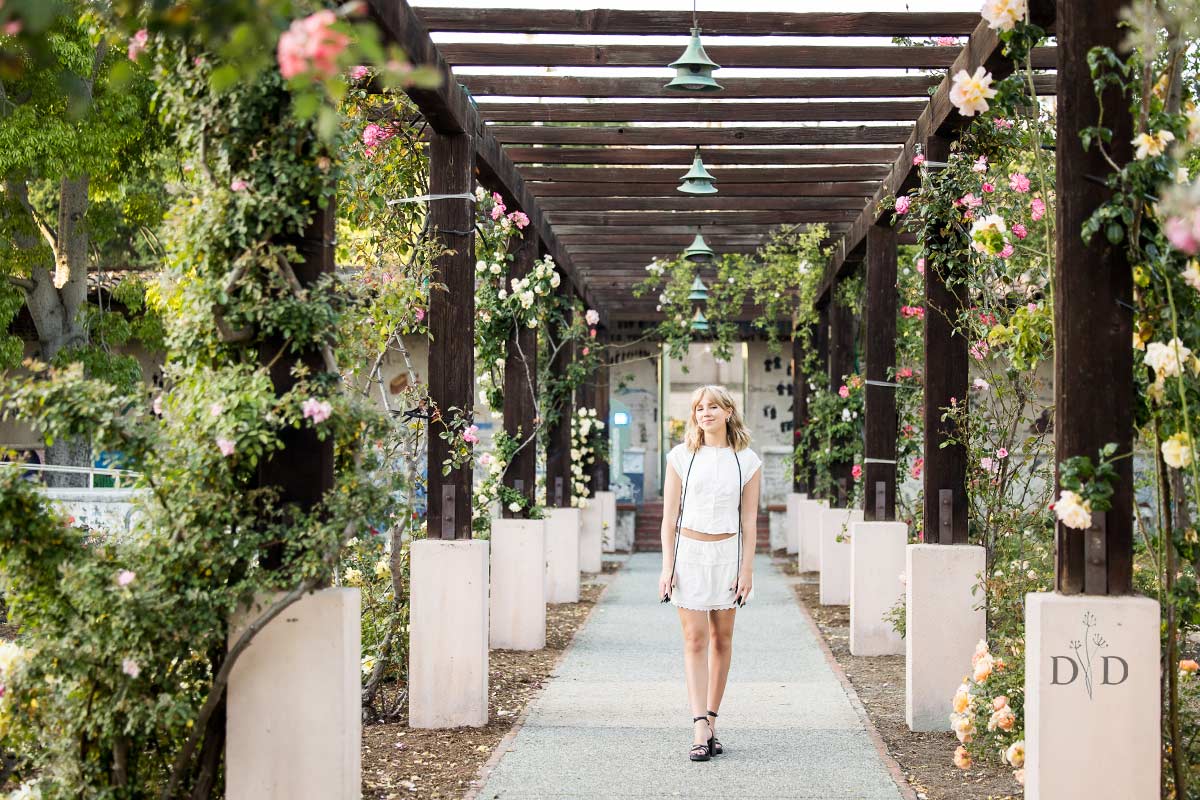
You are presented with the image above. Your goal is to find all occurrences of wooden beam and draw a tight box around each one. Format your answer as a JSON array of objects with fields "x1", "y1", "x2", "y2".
[
  {"x1": 444, "y1": 42, "x2": 1057, "y2": 70},
  {"x1": 427, "y1": 131, "x2": 475, "y2": 539},
  {"x1": 792, "y1": 333, "x2": 809, "y2": 493},
  {"x1": 453, "y1": 71, "x2": 1056, "y2": 99},
  {"x1": 542, "y1": 196, "x2": 867, "y2": 212},
  {"x1": 505, "y1": 146, "x2": 902, "y2": 166},
  {"x1": 827, "y1": 289, "x2": 856, "y2": 503},
  {"x1": 546, "y1": 281, "x2": 574, "y2": 508},
  {"x1": 525, "y1": 165, "x2": 888, "y2": 184},
  {"x1": 493, "y1": 124, "x2": 914, "y2": 146},
  {"x1": 461, "y1": 74, "x2": 944, "y2": 99},
  {"x1": 478, "y1": 100, "x2": 926, "y2": 124},
  {"x1": 862, "y1": 224, "x2": 898, "y2": 521},
  {"x1": 530, "y1": 181, "x2": 880, "y2": 198},
  {"x1": 417, "y1": 9, "x2": 986, "y2": 36},
  {"x1": 547, "y1": 211, "x2": 859, "y2": 226},
  {"x1": 561, "y1": 235, "x2": 771, "y2": 246},
  {"x1": 1054, "y1": 0, "x2": 1132, "y2": 595},
  {"x1": 366, "y1": 0, "x2": 603, "y2": 317},
  {"x1": 817, "y1": 22, "x2": 1057, "y2": 303}
]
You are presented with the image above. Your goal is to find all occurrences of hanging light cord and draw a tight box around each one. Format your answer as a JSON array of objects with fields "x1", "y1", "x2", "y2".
[{"x1": 692, "y1": 0, "x2": 698, "y2": 31}]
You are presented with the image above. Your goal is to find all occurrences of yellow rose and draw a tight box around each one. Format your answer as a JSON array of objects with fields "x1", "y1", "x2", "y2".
[{"x1": 1162, "y1": 432, "x2": 1194, "y2": 470}]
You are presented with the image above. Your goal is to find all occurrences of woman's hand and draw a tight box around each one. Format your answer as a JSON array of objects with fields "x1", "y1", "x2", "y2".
[
  {"x1": 733, "y1": 570, "x2": 753, "y2": 605},
  {"x1": 659, "y1": 569, "x2": 674, "y2": 602}
]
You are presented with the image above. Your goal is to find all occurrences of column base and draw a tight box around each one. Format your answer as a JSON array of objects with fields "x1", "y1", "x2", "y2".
[
  {"x1": 226, "y1": 588, "x2": 361, "y2": 799},
  {"x1": 596, "y1": 491, "x2": 617, "y2": 553},
  {"x1": 579, "y1": 497, "x2": 603, "y2": 573},
  {"x1": 1024, "y1": 591, "x2": 1159, "y2": 799},
  {"x1": 490, "y1": 519, "x2": 547, "y2": 650},
  {"x1": 850, "y1": 521, "x2": 906, "y2": 656},
  {"x1": 545, "y1": 507, "x2": 581, "y2": 603},
  {"x1": 785, "y1": 493, "x2": 807, "y2": 555},
  {"x1": 409, "y1": 539, "x2": 489, "y2": 728},
  {"x1": 819, "y1": 507, "x2": 863, "y2": 605},
  {"x1": 905, "y1": 543, "x2": 985, "y2": 731},
  {"x1": 799, "y1": 498, "x2": 828, "y2": 573}
]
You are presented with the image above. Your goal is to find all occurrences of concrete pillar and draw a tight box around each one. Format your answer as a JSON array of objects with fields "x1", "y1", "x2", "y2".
[
  {"x1": 596, "y1": 490, "x2": 617, "y2": 552},
  {"x1": 786, "y1": 492, "x2": 807, "y2": 555},
  {"x1": 799, "y1": 498, "x2": 829, "y2": 573},
  {"x1": 849, "y1": 521, "x2": 906, "y2": 656},
  {"x1": 1024, "y1": 592, "x2": 1159, "y2": 799},
  {"x1": 819, "y1": 507, "x2": 863, "y2": 606},
  {"x1": 579, "y1": 497, "x2": 603, "y2": 573},
  {"x1": 769, "y1": 509, "x2": 788, "y2": 553},
  {"x1": 226, "y1": 588, "x2": 361, "y2": 799},
  {"x1": 409, "y1": 539, "x2": 489, "y2": 728},
  {"x1": 490, "y1": 519, "x2": 547, "y2": 650},
  {"x1": 545, "y1": 507, "x2": 581, "y2": 603},
  {"x1": 905, "y1": 543, "x2": 985, "y2": 731}
]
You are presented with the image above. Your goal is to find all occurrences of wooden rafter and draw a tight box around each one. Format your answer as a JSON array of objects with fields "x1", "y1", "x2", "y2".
[
  {"x1": 528, "y1": 182, "x2": 880, "y2": 198},
  {"x1": 504, "y1": 146, "x2": 902, "y2": 166},
  {"x1": 523, "y1": 165, "x2": 889, "y2": 184},
  {"x1": 491, "y1": 125, "x2": 914, "y2": 146},
  {"x1": 460, "y1": 74, "x2": 945, "y2": 99},
  {"x1": 478, "y1": 100, "x2": 927, "y2": 123}
]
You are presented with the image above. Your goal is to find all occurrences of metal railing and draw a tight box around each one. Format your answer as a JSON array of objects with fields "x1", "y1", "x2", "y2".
[{"x1": 0, "y1": 461, "x2": 141, "y2": 489}]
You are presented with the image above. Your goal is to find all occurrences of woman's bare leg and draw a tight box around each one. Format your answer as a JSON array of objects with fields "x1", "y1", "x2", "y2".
[
  {"x1": 706, "y1": 607, "x2": 737, "y2": 736},
  {"x1": 678, "y1": 608, "x2": 713, "y2": 745}
]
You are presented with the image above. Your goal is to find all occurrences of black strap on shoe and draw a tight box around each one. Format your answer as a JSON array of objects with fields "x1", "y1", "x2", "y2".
[
  {"x1": 663, "y1": 451, "x2": 698, "y2": 602},
  {"x1": 707, "y1": 710, "x2": 718, "y2": 718}
]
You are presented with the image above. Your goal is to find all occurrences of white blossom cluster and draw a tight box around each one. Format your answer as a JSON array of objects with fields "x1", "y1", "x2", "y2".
[{"x1": 569, "y1": 407, "x2": 605, "y2": 508}]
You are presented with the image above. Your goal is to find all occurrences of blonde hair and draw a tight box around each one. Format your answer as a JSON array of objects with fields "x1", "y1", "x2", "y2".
[{"x1": 683, "y1": 385, "x2": 752, "y2": 453}]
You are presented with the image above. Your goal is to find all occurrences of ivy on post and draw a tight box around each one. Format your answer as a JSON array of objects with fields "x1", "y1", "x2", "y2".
[
  {"x1": 427, "y1": 132, "x2": 476, "y2": 539},
  {"x1": 827, "y1": 273, "x2": 857, "y2": 505},
  {"x1": 922, "y1": 134, "x2": 968, "y2": 544},
  {"x1": 863, "y1": 223, "x2": 898, "y2": 521},
  {"x1": 812, "y1": 306, "x2": 830, "y2": 498},
  {"x1": 545, "y1": 257, "x2": 575, "y2": 508},
  {"x1": 502, "y1": 229, "x2": 539, "y2": 518},
  {"x1": 1053, "y1": 0, "x2": 1133, "y2": 595}
]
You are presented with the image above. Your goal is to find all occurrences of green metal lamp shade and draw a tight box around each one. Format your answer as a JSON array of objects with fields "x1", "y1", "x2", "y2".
[
  {"x1": 666, "y1": 28, "x2": 722, "y2": 92},
  {"x1": 691, "y1": 308, "x2": 710, "y2": 332},
  {"x1": 687, "y1": 275, "x2": 709, "y2": 302},
  {"x1": 683, "y1": 233, "x2": 715, "y2": 262},
  {"x1": 678, "y1": 149, "x2": 717, "y2": 195}
]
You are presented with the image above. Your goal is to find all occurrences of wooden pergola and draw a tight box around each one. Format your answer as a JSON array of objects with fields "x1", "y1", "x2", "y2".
[{"x1": 367, "y1": 0, "x2": 1134, "y2": 597}]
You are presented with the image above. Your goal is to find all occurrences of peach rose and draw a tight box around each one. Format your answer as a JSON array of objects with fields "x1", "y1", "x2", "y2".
[{"x1": 954, "y1": 745, "x2": 972, "y2": 769}]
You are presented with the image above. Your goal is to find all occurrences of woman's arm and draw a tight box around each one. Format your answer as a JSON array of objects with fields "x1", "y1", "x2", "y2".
[
  {"x1": 734, "y1": 469, "x2": 762, "y2": 601},
  {"x1": 658, "y1": 459, "x2": 683, "y2": 597}
]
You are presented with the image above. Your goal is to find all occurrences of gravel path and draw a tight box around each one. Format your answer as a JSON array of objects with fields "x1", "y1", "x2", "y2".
[{"x1": 477, "y1": 552, "x2": 906, "y2": 799}]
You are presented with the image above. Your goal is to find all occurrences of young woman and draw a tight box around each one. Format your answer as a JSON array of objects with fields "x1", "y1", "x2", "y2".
[{"x1": 657, "y1": 384, "x2": 762, "y2": 762}]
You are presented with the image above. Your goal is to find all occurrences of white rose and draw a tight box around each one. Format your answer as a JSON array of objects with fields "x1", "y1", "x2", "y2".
[
  {"x1": 1162, "y1": 433, "x2": 1194, "y2": 469},
  {"x1": 508, "y1": 501, "x2": 522, "y2": 513},
  {"x1": 550, "y1": 273, "x2": 560, "y2": 287},
  {"x1": 475, "y1": 260, "x2": 487, "y2": 273},
  {"x1": 980, "y1": 0, "x2": 1027, "y2": 31},
  {"x1": 490, "y1": 263, "x2": 501, "y2": 275},
  {"x1": 1145, "y1": 338, "x2": 1193, "y2": 380},
  {"x1": 1054, "y1": 489, "x2": 1093, "y2": 530}
]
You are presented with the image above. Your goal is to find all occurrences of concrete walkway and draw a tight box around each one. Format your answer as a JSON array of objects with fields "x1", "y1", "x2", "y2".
[{"x1": 477, "y1": 553, "x2": 906, "y2": 799}]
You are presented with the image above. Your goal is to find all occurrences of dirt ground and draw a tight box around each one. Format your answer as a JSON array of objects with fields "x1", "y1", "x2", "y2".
[
  {"x1": 361, "y1": 563, "x2": 618, "y2": 799},
  {"x1": 776, "y1": 558, "x2": 1022, "y2": 800}
]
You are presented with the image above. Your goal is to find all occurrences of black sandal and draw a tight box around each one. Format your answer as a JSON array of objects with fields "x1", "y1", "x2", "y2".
[
  {"x1": 707, "y1": 710, "x2": 723, "y2": 755},
  {"x1": 689, "y1": 715, "x2": 713, "y2": 761}
]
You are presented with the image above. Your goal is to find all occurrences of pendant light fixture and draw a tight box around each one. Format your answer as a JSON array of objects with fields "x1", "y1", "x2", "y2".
[
  {"x1": 690, "y1": 308, "x2": 710, "y2": 333},
  {"x1": 687, "y1": 275, "x2": 710, "y2": 302},
  {"x1": 683, "y1": 230, "x2": 715, "y2": 262},
  {"x1": 665, "y1": 0, "x2": 722, "y2": 92},
  {"x1": 678, "y1": 147, "x2": 717, "y2": 195}
]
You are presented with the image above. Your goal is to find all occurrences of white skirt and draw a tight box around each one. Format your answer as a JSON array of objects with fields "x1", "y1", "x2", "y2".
[{"x1": 670, "y1": 533, "x2": 754, "y2": 611}]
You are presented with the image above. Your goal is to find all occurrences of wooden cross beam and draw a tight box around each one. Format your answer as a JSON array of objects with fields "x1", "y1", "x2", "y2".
[
  {"x1": 528, "y1": 181, "x2": 880, "y2": 198},
  {"x1": 477, "y1": 100, "x2": 927, "y2": 124},
  {"x1": 460, "y1": 75, "x2": 946, "y2": 99},
  {"x1": 523, "y1": 165, "x2": 889, "y2": 184},
  {"x1": 491, "y1": 124, "x2": 914, "y2": 146},
  {"x1": 505, "y1": 146, "x2": 903, "y2": 166}
]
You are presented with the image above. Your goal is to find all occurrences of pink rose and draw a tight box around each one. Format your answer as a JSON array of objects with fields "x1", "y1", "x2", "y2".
[
  {"x1": 302, "y1": 398, "x2": 333, "y2": 424},
  {"x1": 980, "y1": 456, "x2": 996, "y2": 472},
  {"x1": 999, "y1": 243, "x2": 1015, "y2": 258},
  {"x1": 1027, "y1": 303, "x2": 1038, "y2": 313},
  {"x1": 851, "y1": 464, "x2": 863, "y2": 480},
  {"x1": 123, "y1": 658, "x2": 141, "y2": 679},
  {"x1": 972, "y1": 156, "x2": 988, "y2": 173},
  {"x1": 585, "y1": 309, "x2": 600, "y2": 326},
  {"x1": 117, "y1": 570, "x2": 136, "y2": 587},
  {"x1": 970, "y1": 340, "x2": 990, "y2": 360},
  {"x1": 895, "y1": 195, "x2": 911, "y2": 214},
  {"x1": 581, "y1": 346, "x2": 590, "y2": 356},
  {"x1": 838, "y1": 385, "x2": 850, "y2": 399},
  {"x1": 230, "y1": 179, "x2": 248, "y2": 192},
  {"x1": 910, "y1": 457, "x2": 924, "y2": 479},
  {"x1": 997, "y1": 448, "x2": 1009, "y2": 459},
  {"x1": 1166, "y1": 215, "x2": 1200, "y2": 254},
  {"x1": 509, "y1": 211, "x2": 530, "y2": 229},
  {"x1": 3, "y1": 20, "x2": 22, "y2": 35},
  {"x1": 916, "y1": 258, "x2": 925, "y2": 274},
  {"x1": 982, "y1": 182, "x2": 995, "y2": 193},
  {"x1": 912, "y1": 153, "x2": 926, "y2": 166},
  {"x1": 217, "y1": 438, "x2": 236, "y2": 457},
  {"x1": 936, "y1": 36, "x2": 959, "y2": 46},
  {"x1": 1031, "y1": 197, "x2": 1046, "y2": 221},
  {"x1": 1012, "y1": 223, "x2": 1028, "y2": 240},
  {"x1": 349, "y1": 65, "x2": 369, "y2": 81},
  {"x1": 1009, "y1": 173, "x2": 1031, "y2": 193},
  {"x1": 994, "y1": 117, "x2": 1013, "y2": 129},
  {"x1": 589, "y1": 328, "x2": 598, "y2": 338},
  {"x1": 128, "y1": 29, "x2": 149, "y2": 61},
  {"x1": 897, "y1": 367, "x2": 913, "y2": 379},
  {"x1": 152, "y1": 395, "x2": 163, "y2": 415},
  {"x1": 415, "y1": 308, "x2": 426, "y2": 322},
  {"x1": 957, "y1": 193, "x2": 983, "y2": 209},
  {"x1": 277, "y1": 10, "x2": 350, "y2": 80},
  {"x1": 462, "y1": 425, "x2": 480, "y2": 444},
  {"x1": 491, "y1": 204, "x2": 504, "y2": 221}
]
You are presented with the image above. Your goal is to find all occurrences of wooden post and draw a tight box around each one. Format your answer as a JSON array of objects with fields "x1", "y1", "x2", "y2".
[
  {"x1": 545, "y1": 275, "x2": 575, "y2": 508},
  {"x1": 863, "y1": 223, "x2": 898, "y2": 521},
  {"x1": 257, "y1": 200, "x2": 337, "y2": 568},
  {"x1": 1055, "y1": 0, "x2": 1134, "y2": 594},
  {"x1": 922, "y1": 134, "x2": 968, "y2": 545},
  {"x1": 427, "y1": 132, "x2": 475, "y2": 539},
  {"x1": 828, "y1": 279, "x2": 857, "y2": 501},
  {"x1": 812, "y1": 308, "x2": 830, "y2": 497},
  {"x1": 590, "y1": 342, "x2": 611, "y2": 492},
  {"x1": 502, "y1": 230, "x2": 538, "y2": 518},
  {"x1": 792, "y1": 331, "x2": 809, "y2": 494}
]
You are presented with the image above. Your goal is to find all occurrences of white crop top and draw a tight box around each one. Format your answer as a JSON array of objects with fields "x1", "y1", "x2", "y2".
[{"x1": 666, "y1": 443, "x2": 762, "y2": 535}]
